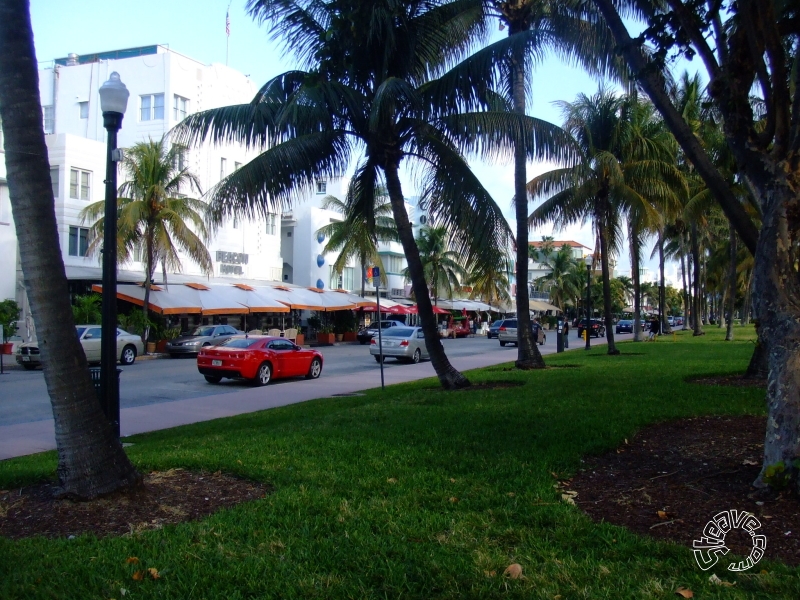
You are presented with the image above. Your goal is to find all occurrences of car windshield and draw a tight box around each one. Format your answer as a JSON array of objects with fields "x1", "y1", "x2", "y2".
[
  {"x1": 189, "y1": 326, "x2": 216, "y2": 336},
  {"x1": 383, "y1": 328, "x2": 415, "y2": 337},
  {"x1": 503, "y1": 321, "x2": 518, "y2": 327},
  {"x1": 220, "y1": 338, "x2": 262, "y2": 348},
  {"x1": 491, "y1": 320, "x2": 503, "y2": 327},
  {"x1": 75, "y1": 326, "x2": 87, "y2": 338}
]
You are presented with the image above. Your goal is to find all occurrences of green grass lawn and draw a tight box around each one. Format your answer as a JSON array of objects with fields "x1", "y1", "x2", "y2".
[{"x1": 1, "y1": 327, "x2": 796, "y2": 599}]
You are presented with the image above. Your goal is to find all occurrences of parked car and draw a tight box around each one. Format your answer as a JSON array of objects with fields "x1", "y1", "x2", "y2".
[
  {"x1": 166, "y1": 324, "x2": 242, "y2": 357},
  {"x1": 497, "y1": 319, "x2": 546, "y2": 347},
  {"x1": 615, "y1": 319, "x2": 633, "y2": 334},
  {"x1": 576, "y1": 319, "x2": 606, "y2": 338},
  {"x1": 197, "y1": 335, "x2": 323, "y2": 385},
  {"x1": 487, "y1": 320, "x2": 504, "y2": 339},
  {"x1": 16, "y1": 325, "x2": 144, "y2": 370},
  {"x1": 370, "y1": 326, "x2": 429, "y2": 363},
  {"x1": 357, "y1": 320, "x2": 406, "y2": 344}
]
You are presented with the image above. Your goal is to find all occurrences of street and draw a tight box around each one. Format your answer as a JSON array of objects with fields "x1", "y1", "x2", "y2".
[{"x1": 0, "y1": 331, "x2": 625, "y2": 428}]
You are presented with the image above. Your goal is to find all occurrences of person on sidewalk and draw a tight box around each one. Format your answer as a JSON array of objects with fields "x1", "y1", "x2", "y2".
[
  {"x1": 648, "y1": 316, "x2": 660, "y2": 341},
  {"x1": 563, "y1": 320, "x2": 569, "y2": 348}
]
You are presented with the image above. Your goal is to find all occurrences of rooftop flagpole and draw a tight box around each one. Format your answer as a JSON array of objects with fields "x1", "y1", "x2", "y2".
[{"x1": 225, "y1": 2, "x2": 231, "y2": 66}]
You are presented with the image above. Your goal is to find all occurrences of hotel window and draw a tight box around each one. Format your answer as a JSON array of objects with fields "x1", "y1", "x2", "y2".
[
  {"x1": 232, "y1": 215, "x2": 239, "y2": 230},
  {"x1": 173, "y1": 147, "x2": 186, "y2": 171},
  {"x1": 220, "y1": 157, "x2": 227, "y2": 180},
  {"x1": 42, "y1": 105, "x2": 54, "y2": 133},
  {"x1": 133, "y1": 244, "x2": 143, "y2": 262},
  {"x1": 380, "y1": 254, "x2": 404, "y2": 274},
  {"x1": 329, "y1": 267, "x2": 355, "y2": 291},
  {"x1": 78, "y1": 101, "x2": 89, "y2": 119},
  {"x1": 173, "y1": 95, "x2": 189, "y2": 121},
  {"x1": 68, "y1": 226, "x2": 90, "y2": 257},
  {"x1": 265, "y1": 213, "x2": 277, "y2": 236},
  {"x1": 50, "y1": 167, "x2": 59, "y2": 198},
  {"x1": 140, "y1": 93, "x2": 164, "y2": 121},
  {"x1": 316, "y1": 180, "x2": 327, "y2": 194},
  {"x1": 69, "y1": 168, "x2": 91, "y2": 200}
]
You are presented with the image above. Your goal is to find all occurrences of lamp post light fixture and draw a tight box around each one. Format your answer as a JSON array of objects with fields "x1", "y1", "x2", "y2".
[
  {"x1": 584, "y1": 254, "x2": 593, "y2": 350},
  {"x1": 98, "y1": 71, "x2": 129, "y2": 438}
]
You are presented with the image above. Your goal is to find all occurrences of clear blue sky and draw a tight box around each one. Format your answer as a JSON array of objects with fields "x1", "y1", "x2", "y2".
[{"x1": 30, "y1": 0, "x2": 679, "y2": 283}]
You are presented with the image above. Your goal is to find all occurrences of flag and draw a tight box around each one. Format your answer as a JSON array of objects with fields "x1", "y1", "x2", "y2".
[{"x1": 226, "y1": 10, "x2": 230, "y2": 36}]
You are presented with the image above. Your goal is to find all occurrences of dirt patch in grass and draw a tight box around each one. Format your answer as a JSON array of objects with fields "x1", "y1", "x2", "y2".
[
  {"x1": 688, "y1": 374, "x2": 767, "y2": 388},
  {"x1": 0, "y1": 468, "x2": 269, "y2": 540},
  {"x1": 424, "y1": 380, "x2": 525, "y2": 392},
  {"x1": 570, "y1": 415, "x2": 800, "y2": 566}
]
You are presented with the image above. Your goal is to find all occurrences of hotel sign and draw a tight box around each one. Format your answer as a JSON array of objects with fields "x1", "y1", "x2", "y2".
[{"x1": 216, "y1": 251, "x2": 248, "y2": 275}]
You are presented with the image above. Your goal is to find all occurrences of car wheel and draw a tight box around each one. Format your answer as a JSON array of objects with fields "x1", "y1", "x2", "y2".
[
  {"x1": 499, "y1": 340, "x2": 506, "y2": 347},
  {"x1": 306, "y1": 357, "x2": 322, "y2": 379},
  {"x1": 254, "y1": 362, "x2": 272, "y2": 386},
  {"x1": 359, "y1": 339, "x2": 367, "y2": 345},
  {"x1": 204, "y1": 375, "x2": 222, "y2": 384},
  {"x1": 411, "y1": 349, "x2": 421, "y2": 364},
  {"x1": 22, "y1": 364, "x2": 37, "y2": 371},
  {"x1": 374, "y1": 355, "x2": 385, "y2": 363},
  {"x1": 120, "y1": 345, "x2": 137, "y2": 365}
]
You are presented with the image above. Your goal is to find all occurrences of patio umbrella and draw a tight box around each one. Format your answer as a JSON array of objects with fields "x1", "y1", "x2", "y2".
[{"x1": 405, "y1": 304, "x2": 450, "y2": 315}]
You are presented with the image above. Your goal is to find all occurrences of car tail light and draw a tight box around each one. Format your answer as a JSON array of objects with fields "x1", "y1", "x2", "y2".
[
  {"x1": 400, "y1": 340, "x2": 409, "y2": 347},
  {"x1": 370, "y1": 338, "x2": 376, "y2": 345},
  {"x1": 499, "y1": 327, "x2": 506, "y2": 331}
]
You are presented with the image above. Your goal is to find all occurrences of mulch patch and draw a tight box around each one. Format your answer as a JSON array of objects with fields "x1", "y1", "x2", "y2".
[
  {"x1": 689, "y1": 374, "x2": 767, "y2": 388},
  {"x1": 570, "y1": 415, "x2": 800, "y2": 566},
  {"x1": 0, "y1": 469, "x2": 270, "y2": 540}
]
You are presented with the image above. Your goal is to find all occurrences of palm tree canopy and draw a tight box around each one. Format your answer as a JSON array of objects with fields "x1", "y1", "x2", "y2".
[
  {"x1": 316, "y1": 187, "x2": 398, "y2": 286},
  {"x1": 404, "y1": 226, "x2": 467, "y2": 301},
  {"x1": 80, "y1": 137, "x2": 213, "y2": 277}
]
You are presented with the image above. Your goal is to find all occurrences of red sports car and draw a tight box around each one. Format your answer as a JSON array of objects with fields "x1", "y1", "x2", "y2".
[{"x1": 197, "y1": 336, "x2": 323, "y2": 385}]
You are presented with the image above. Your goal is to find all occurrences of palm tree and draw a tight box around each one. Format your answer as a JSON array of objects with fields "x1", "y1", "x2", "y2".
[
  {"x1": 0, "y1": 0, "x2": 139, "y2": 498},
  {"x1": 81, "y1": 138, "x2": 213, "y2": 343},
  {"x1": 174, "y1": 0, "x2": 548, "y2": 390},
  {"x1": 316, "y1": 188, "x2": 398, "y2": 298},
  {"x1": 466, "y1": 248, "x2": 512, "y2": 307},
  {"x1": 528, "y1": 89, "x2": 681, "y2": 354},
  {"x1": 405, "y1": 226, "x2": 467, "y2": 305},
  {"x1": 534, "y1": 243, "x2": 581, "y2": 310},
  {"x1": 454, "y1": 0, "x2": 624, "y2": 369}
]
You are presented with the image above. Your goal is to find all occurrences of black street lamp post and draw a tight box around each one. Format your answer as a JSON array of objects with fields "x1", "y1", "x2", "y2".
[
  {"x1": 98, "y1": 72, "x2": 129, "y2": 438},
  {"x1": 584, "y1": 255, "x2": 593, "y2": 350}
]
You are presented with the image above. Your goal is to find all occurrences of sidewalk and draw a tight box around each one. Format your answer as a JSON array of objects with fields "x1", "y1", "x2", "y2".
[{"x1": 0, "y1": 337, "x2": 613, "y2": 461}]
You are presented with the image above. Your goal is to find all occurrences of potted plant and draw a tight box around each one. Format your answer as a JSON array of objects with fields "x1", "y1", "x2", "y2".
[
  {"x1": 295, "y1": 326, "x2": 306, "y2": 346},
  {"x1": 0, "y1": 299, "x2": 20, "y2": 354},
  {"x1": 334, "y1": 310, "x2": 358, "y2": 342},
  {"x1": 317, "y1": 324, "x2": 335, "y2": 345},
  {"x1": 159, "y1": 327, "x2": 181, "y2": 353}
]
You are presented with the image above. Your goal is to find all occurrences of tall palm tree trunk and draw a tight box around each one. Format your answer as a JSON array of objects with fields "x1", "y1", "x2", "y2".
[
  {"x1": 383, "y1": 164, "x2": 469, "y2": 389},
  {"x1": 680, "y1": 238, "x2": 690, "y2": 330},
  {"x1": 690, "y1": 222, "x2": 704, "y2": 336},
  {"x1": 597, "y1": 197, "x2": 618, "y2": 354},
  {"x1": 509, "y1": 35, "x2": 544, "y2": 369},
  {"x1": 658, "y1": 230, "x2": 670, "y2": 333},
  {"x1": 0, "y1": 0, "x2": 140, "y2": 498},
  {"x1": 628, "y1": 220, "x2": 643, "y2": 341},
  {"x1": 725, "y1": 225, "x2": 737, "y2": 341},
  {"x1": 141, "y1": 226, "x2": 155, "y2": 348}
]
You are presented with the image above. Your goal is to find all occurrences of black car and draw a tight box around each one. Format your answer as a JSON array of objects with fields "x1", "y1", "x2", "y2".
[
  {"x1": 357, "y1": 320, "x2": 406, "y2": 344},
  {"x1": 615, "y1": 319, "x2": 633, "y2": 334},
  {"x1": 577, "y1": 318, "x2": 606, "y2": 338},
  {"x1": 487, "y1": 320, "x2": 504, "y2": 339}
]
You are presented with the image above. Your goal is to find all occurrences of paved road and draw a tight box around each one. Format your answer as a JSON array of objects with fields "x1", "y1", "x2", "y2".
[
  {"x1": 0, "y1": 332, "x2": 609, "y2": 427},
  {"x1": 0, "y1": 330, "x2": 629, "y2": 459}
]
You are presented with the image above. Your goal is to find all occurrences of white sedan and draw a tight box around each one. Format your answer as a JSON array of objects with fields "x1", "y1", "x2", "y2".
[
  {"x1": 370, "y1": 326, "x2": 430, "y2": 363},
  {"x1": 16, "y1": 325, "x2": 144, "y2": 370}
]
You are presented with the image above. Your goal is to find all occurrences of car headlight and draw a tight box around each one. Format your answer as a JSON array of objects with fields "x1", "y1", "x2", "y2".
[{"x1": 186, "y1": 341, "x2": 202, "y2": 346}]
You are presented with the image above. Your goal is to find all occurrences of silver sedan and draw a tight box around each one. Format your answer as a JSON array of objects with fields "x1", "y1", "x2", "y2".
[{"x1": 369, "y1": 326, "x2": 430, "y2": 363}]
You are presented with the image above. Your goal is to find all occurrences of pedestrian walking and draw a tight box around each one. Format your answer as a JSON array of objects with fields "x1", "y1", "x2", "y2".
[
  {"x1": 648, "y1": 315, "x2": 660, "y2": 341},
  {"x1": 563, "y1": 320, "x2": 569, "y2": 348}
]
